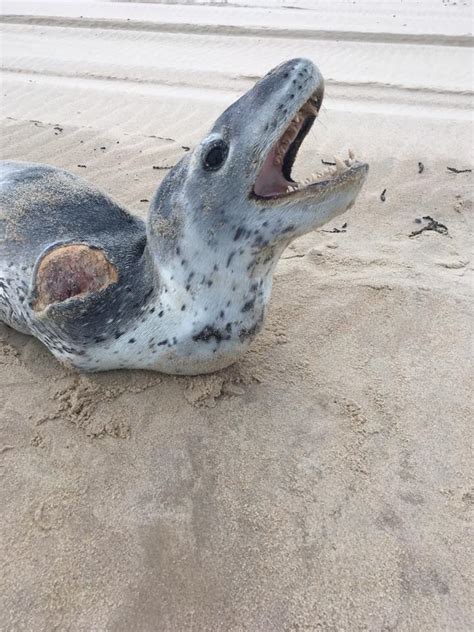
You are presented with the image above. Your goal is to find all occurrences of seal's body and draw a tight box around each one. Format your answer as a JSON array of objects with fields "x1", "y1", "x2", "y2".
[{"x1": 0, "y1": 59, "x2": 368, "y2": 374}]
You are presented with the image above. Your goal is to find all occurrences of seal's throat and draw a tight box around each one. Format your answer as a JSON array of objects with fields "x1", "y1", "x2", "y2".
[{"x1": 253, "y1": 92, "x2": 358, "y2": 201}]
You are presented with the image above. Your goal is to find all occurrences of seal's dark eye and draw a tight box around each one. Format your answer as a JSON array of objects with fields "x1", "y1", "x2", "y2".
[{"x1": 203, "y1": 140, "x2": 228, "y2": 171}]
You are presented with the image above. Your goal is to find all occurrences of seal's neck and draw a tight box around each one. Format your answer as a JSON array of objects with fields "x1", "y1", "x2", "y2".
[{"x1": 152, "y1": 227, "x2": 286, "y2": 323}]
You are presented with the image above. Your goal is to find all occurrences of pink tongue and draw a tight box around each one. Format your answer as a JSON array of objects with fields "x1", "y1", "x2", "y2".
[{"x1": 253, "y1": 146, "x2": 291, "y2": 197}]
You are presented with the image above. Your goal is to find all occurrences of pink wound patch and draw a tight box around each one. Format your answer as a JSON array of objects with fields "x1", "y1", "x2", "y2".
[{"x1": 34, "y1": 244, "x2": 118, "y2": 311}]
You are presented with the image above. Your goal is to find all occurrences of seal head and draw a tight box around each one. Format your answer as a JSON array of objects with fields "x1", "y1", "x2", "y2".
[{"x1": 149, "y1": 58, "x2": 367, "y2": 268}]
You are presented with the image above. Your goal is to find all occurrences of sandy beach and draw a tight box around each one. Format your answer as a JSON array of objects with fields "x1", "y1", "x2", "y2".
[{"x1": 0, "y1": 1, "x2": 473, "y2": 629}]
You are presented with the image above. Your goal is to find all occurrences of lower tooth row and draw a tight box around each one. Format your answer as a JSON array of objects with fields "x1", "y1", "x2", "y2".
[{"x1": 285, "y1": 149, "x2": 357, "y2": 193}]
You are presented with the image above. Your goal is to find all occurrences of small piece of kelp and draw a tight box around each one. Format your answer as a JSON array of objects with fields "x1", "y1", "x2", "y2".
[
  {"x1": 322, "y1": 222, "x2": 348, "y2": 234},
  {"x1": 321, "y1": 159, "x2": 336, "y2": 166},
  {"x1": 447, "y1": 167, "x2": 472, "y2": 174},
  {"x1": 418, "y1": 162, "x2": 424, "y2": 173},
  {"x1": 409, "y1": 215, "x2": 448, "y2": 237},
  {"x1": 380, "y1": 189, "x2": 387, "y2": 202}
]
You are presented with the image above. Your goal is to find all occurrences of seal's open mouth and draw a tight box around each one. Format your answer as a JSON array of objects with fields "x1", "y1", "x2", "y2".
[{"x1": 252, "y1": 92, "x2": 359, "y2": 200}]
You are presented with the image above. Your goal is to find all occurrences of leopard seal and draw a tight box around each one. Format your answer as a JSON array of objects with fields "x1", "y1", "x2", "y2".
[{"x1": 0, "y1": 58, "x2": 368, "y2": 374}]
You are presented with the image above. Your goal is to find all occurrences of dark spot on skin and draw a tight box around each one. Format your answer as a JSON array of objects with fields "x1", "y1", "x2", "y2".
[
  {"x1": 225, "y1": 323, "x2": 232, "y2": 333},
  {"x1": 181, "y1": 260, "x2": 187, "y2": 266},
  {"x1": 220, "y1": 311, "x2": 224, "y2": 318},
  {"x1": 187, "y1": 271, "x2": 195, "y2": 284},
  {"x1": 128, "y1": 338, "x2": 135, "y2": 344},
  {"x1": 186, "y1": 284, "x2": 191, "y2": 291},
  {"x1": 207, "y1": 280, "x2": 213, "y2": 287},
  {"x1": 239, "y1": 322, "x2": 258, "y2": 341},
  {"x1": 213, "y1": 264, "x2": 219, "y2": 272},
  {"x1": 242, "y1": 298, "x2": 256, "y2": 312},
  {"x1": 193, "y1": 326, "x2": 224, "y2": 343},
  {"x1": 150, "y1": 307, "x2": 155, "y2": 313},
  {"x1": 234, "y1": 227, "x2": 245, "y2": 241},
  {"x1": 157, "y1": 339, "x2": 168, "y2": 346},
  {"x1": 282, "y1": 225, "x2": 295, "y2": 233},
  {"x1": 176, "y1": 247, "x2": 180, "y2": 256},
  {"x1": 181, "y1": 305, "x2": 186, "y2": 311},
  {"x1": 159, "y1": 311, "x2": 164, "y2": 317},
  {"x1": 114, "y1": 331, "x2": 124, "y2": 339},
  {"x1": 226, "y1": 252, "x2": 235, "y2": 268}
]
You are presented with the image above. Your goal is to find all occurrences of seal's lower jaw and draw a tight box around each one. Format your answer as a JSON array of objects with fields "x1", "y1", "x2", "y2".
[{"x1": 252, "y1": 93, "x2": 368, "y2": 204}]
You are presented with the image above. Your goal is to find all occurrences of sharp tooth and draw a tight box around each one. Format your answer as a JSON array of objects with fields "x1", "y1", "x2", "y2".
[{"x1": 334, "y1": 156, "x2": 346, "y2": 172}]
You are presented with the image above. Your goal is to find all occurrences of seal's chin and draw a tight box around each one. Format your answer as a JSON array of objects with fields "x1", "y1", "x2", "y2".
[{"x1": 252, "y1": 93, "x2": 362, "y2": 202}]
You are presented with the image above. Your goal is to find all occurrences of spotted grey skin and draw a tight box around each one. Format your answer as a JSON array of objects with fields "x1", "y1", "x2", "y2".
[
  {"x1": 0, "y1": 58, "x2": 368, "y2": 374},
  {"x1": 0, "y1": 162, "x2": 153, "y2": 368}
]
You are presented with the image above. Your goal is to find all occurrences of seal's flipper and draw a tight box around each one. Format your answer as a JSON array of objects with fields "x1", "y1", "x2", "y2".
[{"x1": 33, "y1": 244, "x2": 118, "y2": 312}]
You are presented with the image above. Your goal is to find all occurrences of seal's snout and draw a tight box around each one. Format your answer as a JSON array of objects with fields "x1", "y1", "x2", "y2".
[
  {"x1": 251, "y1": 59, "x2": 326, "y2": 200},
  {"x1": 265, "y1": 58, "x2": 324, "y2": 109}
]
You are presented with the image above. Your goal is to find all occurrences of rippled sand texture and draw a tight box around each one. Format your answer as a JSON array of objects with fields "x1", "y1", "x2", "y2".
[{"x1": 0, "y1": 1, "x2": 473, "y2": 630}]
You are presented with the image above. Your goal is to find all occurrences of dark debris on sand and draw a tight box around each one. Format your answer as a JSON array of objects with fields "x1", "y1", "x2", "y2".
[{"x1": 410, "y1": 216, "x2": 448, "y2": 238}]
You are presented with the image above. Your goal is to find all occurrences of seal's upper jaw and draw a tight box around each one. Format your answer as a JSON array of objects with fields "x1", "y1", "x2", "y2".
[{"x1": 252, "y1": 95, "x2": 319, "y2": 199}]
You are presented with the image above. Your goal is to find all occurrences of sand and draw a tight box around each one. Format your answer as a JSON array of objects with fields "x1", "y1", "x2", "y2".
[{"x1": 0, "y1": 1, "x2": 473, "y2": 630}]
